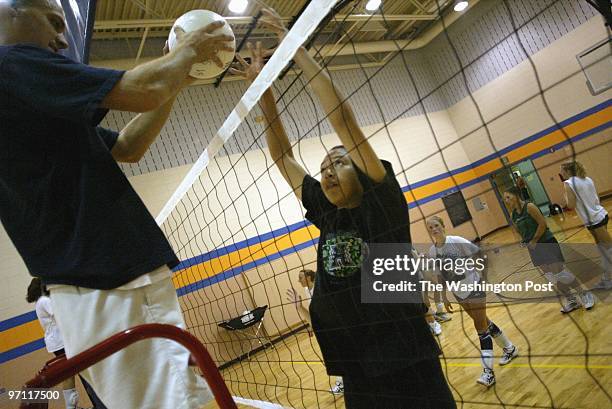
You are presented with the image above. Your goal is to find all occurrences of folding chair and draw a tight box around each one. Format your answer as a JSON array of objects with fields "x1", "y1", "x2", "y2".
[{"x1": 218, "y1": 305, "x2": 273, "y2": 358}]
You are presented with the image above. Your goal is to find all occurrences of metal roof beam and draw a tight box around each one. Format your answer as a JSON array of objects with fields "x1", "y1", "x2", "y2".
[{"x1": 93, "y1": 14, "x2": 436, "y2": 31}]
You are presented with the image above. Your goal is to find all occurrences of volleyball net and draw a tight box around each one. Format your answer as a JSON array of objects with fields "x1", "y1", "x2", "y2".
[{"x1": 114, "y1": 0, "x2": 611, "y2": 407}]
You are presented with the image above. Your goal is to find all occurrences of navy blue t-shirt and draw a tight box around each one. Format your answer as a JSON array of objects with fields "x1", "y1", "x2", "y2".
[
  {"x1": 303, "y1": 161, "x2": 439, "y2": 377},
  {"x1": 0, "y1": 44, "x2": 179, "y2": 289}
]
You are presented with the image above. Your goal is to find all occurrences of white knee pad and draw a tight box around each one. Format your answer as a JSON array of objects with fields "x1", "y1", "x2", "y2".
[{"x1": 556, "y1": 269, "x2": 575, "y2": 284}]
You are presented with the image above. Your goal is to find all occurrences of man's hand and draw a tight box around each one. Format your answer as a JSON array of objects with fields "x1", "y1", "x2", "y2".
[
  {"x1": 260, "y1": 8, "x2": 288, "y2": 41},
  {"x1": 103, "y1": 21, "x2": 233, "y2": 113},
  {"x1": 163, "y1": 40, "x2": 195, "y2": 87},
  {"x1": 229, "y1": 41, "x2": 274, "y2": 82},
  {"x1": 172, "y1": 22, "x2": 234, "y2": 68}
]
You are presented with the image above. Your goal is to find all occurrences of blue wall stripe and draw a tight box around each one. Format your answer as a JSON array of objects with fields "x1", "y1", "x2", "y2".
[
  {"x1": 0, "y1": 311, "x2": 37, "y2": 333},
  {"x1": 176, "y1": 238, "x2": 319, "y2": 297},
  {"x1": 402, "y1": 98, "x2": 612, "y2": 191},
  {"x1": 407, "y1": 119, "x2": 612, "y2": 208},
  {"x1": 174, "y1": 220, "x2": 312, "y2": 271},
  {"x1": 529, "y1": 122, "x2": 612, "y2": 162},
  {"x1": 0, "y1": 339, "x2": 45, "y2": 364},
  {"x1": 464, "y1": 99, "x2": 612, "y2": 170}
]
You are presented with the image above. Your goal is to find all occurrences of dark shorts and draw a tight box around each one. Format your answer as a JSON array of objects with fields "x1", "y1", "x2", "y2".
[
  {"x1": 443, "y1": 276, "x2": 486, "y2": 302},
  {"x1": 587, "y1": 214, "x2": 609, "y2": 231},
  {"x1": 53, "y1": 348, "x2": 65, "y2": 357},
  {"x1": 343, "y1": 358, "x2": 456, "y2": 409},
  {"x1": 528, "y1": 237, "x2": 565, "y2": 266}
]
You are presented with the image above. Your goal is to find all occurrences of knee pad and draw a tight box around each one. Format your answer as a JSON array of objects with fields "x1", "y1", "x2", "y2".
[
  {"x1": 478, "y1": 330, "x2": 493, "y2": 350},
  {"x1": 487, "y1": 321, "x2": 501, "y2": 337},
  {"x1": 478, "y1": 329, "x2": 490, "y2": 340},
  {"x1": 556, "y1": 269, "x2": 575, "y2": 284}
]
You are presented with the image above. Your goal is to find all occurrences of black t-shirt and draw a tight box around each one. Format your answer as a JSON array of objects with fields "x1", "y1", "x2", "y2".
[
  {"x1": 302, "y1": 160, "x2": 440, "y2": 377},
  {"x1": 0, "y1": 44, "x2": 179, "y2": 289}
]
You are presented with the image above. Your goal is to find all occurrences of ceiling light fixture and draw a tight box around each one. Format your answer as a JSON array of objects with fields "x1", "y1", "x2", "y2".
[
  {"x1": 454, "y1": 1, "x2": 469, "y2": 12},
  {"x1": 365, "y1": 0, "x2": 382, "y2": 12},
  {"x1": 228, "y1": 0, "x2": 248, "y2": 14}
]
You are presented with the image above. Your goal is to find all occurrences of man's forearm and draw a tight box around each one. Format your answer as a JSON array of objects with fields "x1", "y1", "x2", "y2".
[
  {"x1": 103, "y1": 48, "x2": 196, "y2": 113},
  {"x1": 113, "y1": 93, "x2": 179, "y2": 162},
  {"x1": 133, "y1": 49, "x2": 194, "y2": 95}
]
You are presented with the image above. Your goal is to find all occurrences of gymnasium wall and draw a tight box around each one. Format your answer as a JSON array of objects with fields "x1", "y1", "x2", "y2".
[{"x1": 1, "y1": 0, "x2": 611, "y2": 389}]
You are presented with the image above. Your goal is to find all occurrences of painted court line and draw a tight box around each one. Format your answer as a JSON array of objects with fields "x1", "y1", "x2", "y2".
[
  {"x1": 281, "y1": 361, "x2": 612, "y2": 370},
  {"x1": 233, "y1": 396, "x2": 294, "y2": 409}
]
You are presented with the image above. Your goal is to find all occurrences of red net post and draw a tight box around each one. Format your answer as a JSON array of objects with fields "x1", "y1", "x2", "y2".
[{"x1": 20, "y1": 324, "x2": 236, "y2": 409}]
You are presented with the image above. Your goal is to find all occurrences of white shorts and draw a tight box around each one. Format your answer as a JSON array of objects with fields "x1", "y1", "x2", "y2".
[{"x1": 49, "y1": 277, "x2": 213, "y2": 409}]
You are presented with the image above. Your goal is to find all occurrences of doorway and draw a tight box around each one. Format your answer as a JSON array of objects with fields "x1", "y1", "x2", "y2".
[{"x1": 491, "y1": 159, "x2": 551, "y2": 219}]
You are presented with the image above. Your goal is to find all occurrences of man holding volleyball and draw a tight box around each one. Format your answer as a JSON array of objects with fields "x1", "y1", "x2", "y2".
[{"x1": 0, "y1": 1, "x2": 233, "y2": 408}]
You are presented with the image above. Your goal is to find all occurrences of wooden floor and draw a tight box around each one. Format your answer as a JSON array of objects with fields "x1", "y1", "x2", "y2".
[{"x1": 205, "y1": 202, "x2": 612, "y2": 409}]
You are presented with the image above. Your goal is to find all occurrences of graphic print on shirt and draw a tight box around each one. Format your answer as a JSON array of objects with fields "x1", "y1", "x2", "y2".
[
  {"x1": 322, "y1": 231, "x2": 364, "y2": 278},
  {"x1": 435, "y1": 245, "x2": 464, "y2": 282}
]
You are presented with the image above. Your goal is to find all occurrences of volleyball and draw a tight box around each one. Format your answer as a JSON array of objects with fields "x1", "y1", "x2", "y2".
[{"x1": 167, "y1": 10, "x2": 236, "y2": 80}]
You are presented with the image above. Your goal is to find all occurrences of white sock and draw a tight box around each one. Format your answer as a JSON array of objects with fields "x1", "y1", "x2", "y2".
[
  {"x1": 436, "y1": 302, "x2": 444, "y2": 314},
  {"x1": 481, "y1": 349, "x2": 494, "y2": 371},
  {"x1": 492, "y1": 332, "x2": 514, "y2": 350},
  {"x1": 488, "y1": 321, "x2": 514, "y2": 350},
  {"x1": 63, "y1": 388, "x2": 78, "y2": 409},
  {"x1": 479, "y1": 331, "x2": 494, "y2": 370}
]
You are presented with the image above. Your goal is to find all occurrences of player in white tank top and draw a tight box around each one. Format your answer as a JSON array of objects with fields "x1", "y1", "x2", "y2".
[
  {"x1": 563, "y1": 176, "x2": 607, "y2": 226},
  {"x1": 561, "y1": 161, "x2": 611, "y2": 289}
]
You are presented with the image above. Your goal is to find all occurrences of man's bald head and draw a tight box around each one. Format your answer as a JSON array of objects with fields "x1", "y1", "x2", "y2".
[
  {"x1": 8, "y1": 0, "x2": 61, "y2": 9},
  {"x1": 0, "y1": 0, "x2": 67, "y2": 51}
]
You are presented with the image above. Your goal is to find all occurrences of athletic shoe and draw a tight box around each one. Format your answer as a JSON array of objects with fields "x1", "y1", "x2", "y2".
[
  {"x1": 434, "y1": 311, "x2": 452, "y2": 322},
  {"x1": 429, "y1": 320, "x2": 442, "y2": 336},
  {"x1": 330, "y1": 379, "x2": 344, "y2": 395},
  {"x1": 476, "y1": 369, "x2": 496, "y2": 387},
  {"x1": 580, "y1": 291, "x2": 595, "y2": 310},
  {"x1": 499, "y1": 345, "x2": 518, "y2": 365},
  {"x1": 560, "y1": 295, "x2": 580, "y2": 313},
  {"x1": 593, "y1": 278, "x2": 612, "y2": 290}
]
